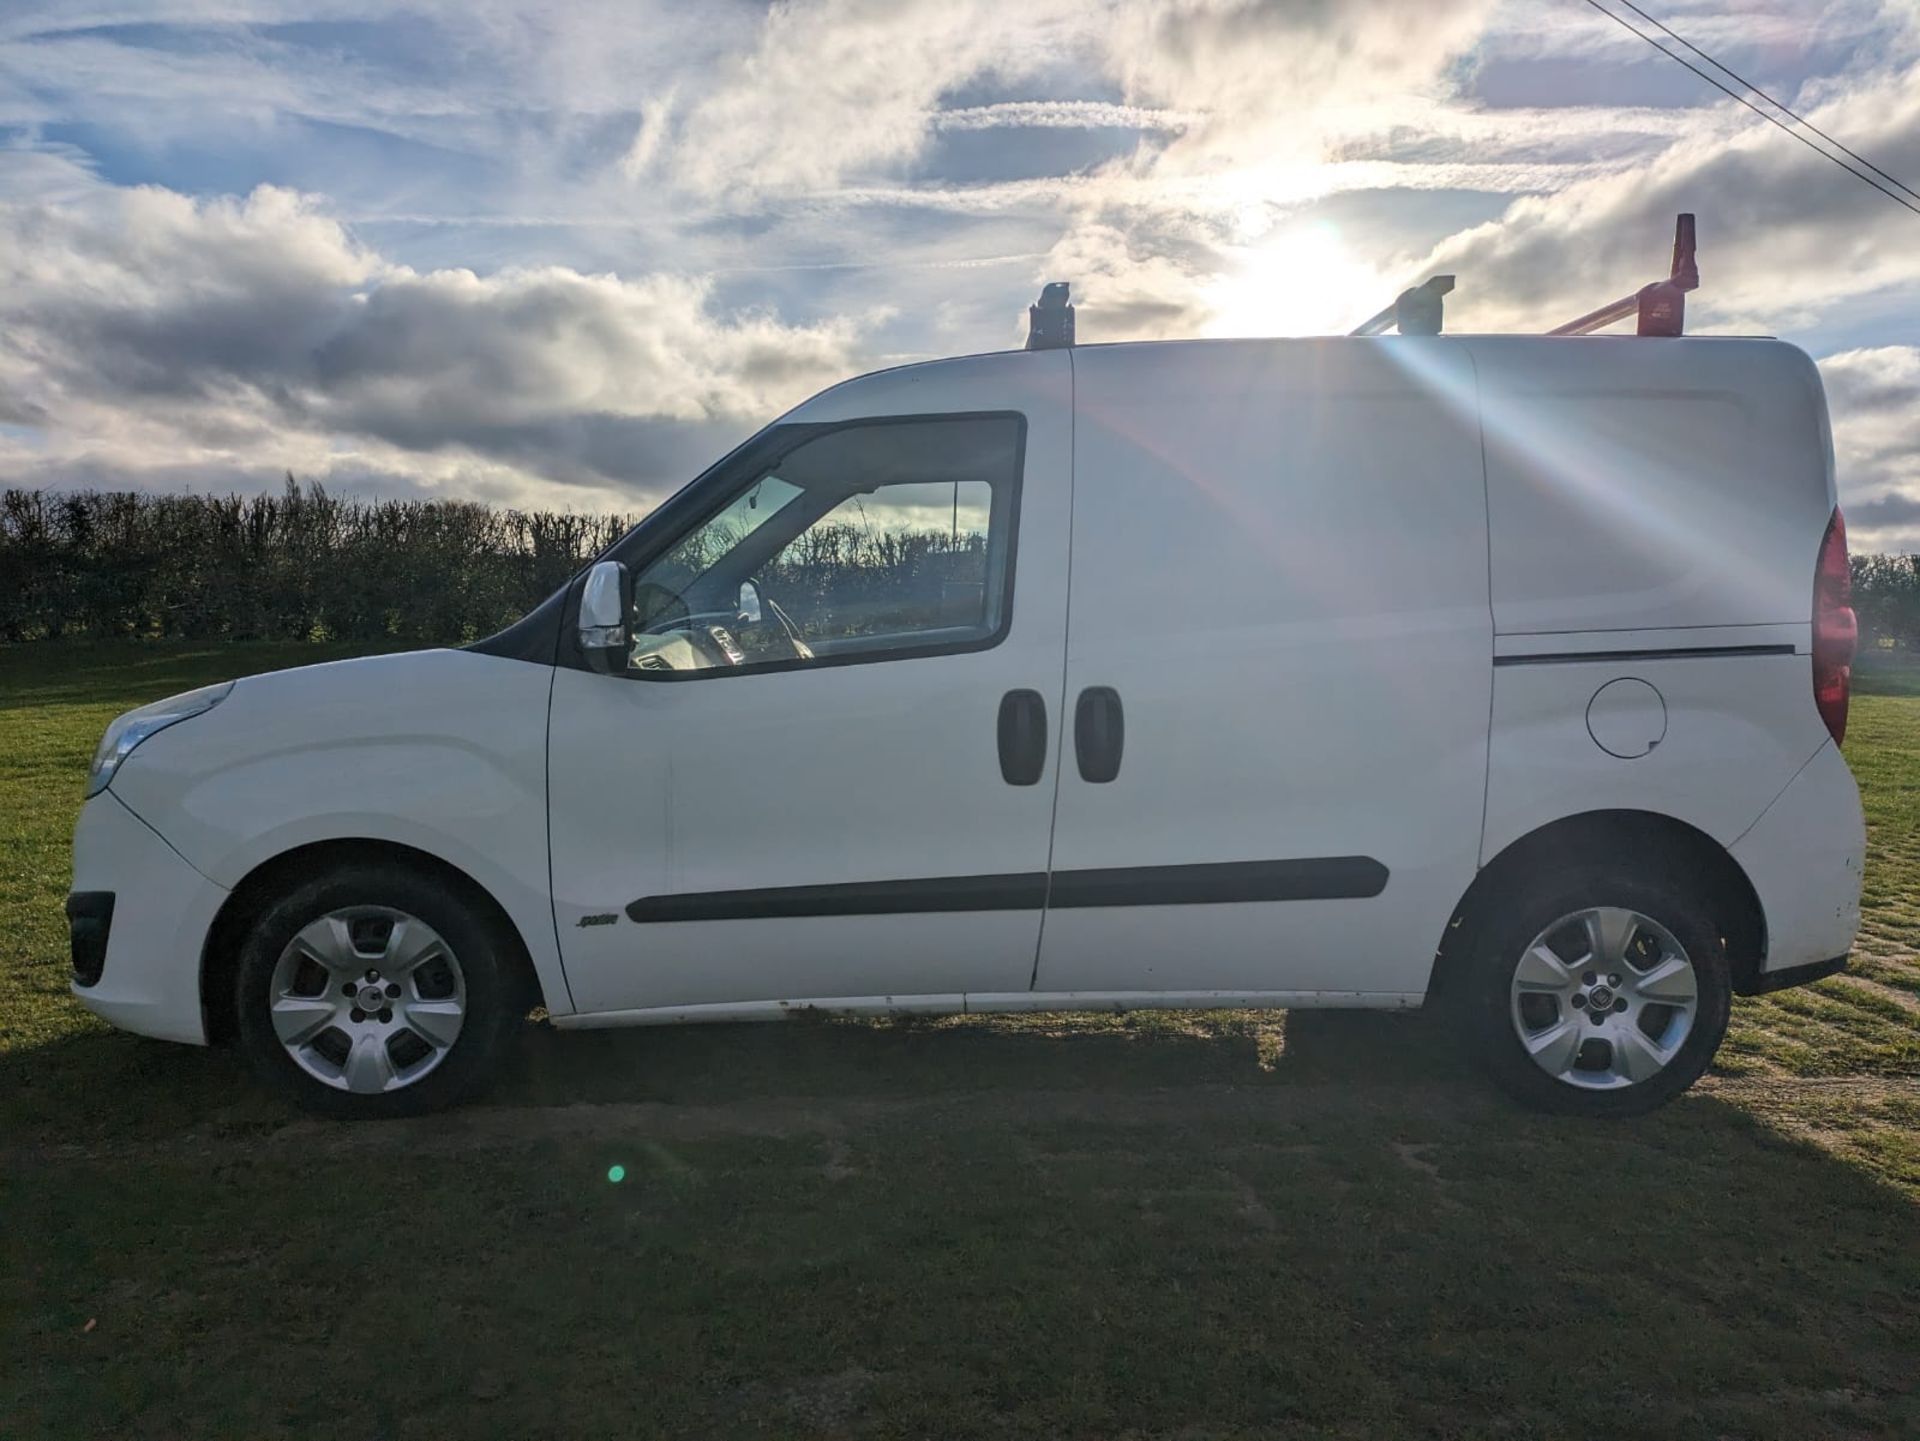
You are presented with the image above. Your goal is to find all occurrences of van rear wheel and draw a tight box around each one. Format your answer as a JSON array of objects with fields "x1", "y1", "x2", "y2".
[
  {"x1": 1467, "y1": 869, "x2": 1731, "y2": 1117},
  {"x1": 234, "y1": 865, "x2": 518, "y2": 1119}
]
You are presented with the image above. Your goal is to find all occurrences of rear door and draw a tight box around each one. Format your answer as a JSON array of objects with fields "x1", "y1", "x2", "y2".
[{"x1": 1031, "y1": 339, "x2": 1491, "y2": 1000}]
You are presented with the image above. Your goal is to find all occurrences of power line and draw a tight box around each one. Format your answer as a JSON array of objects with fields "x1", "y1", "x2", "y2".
[
  {"x1": 1580, "y1": 0, "x2": 1920, "y2": 219},
  {"x1": 1611, "y1": 0, "x2": 1920, "y2": 204}
]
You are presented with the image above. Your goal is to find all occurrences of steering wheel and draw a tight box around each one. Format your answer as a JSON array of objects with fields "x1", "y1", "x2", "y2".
[
  {"x1": 633, "y1": 580, "x2": 812, "y2": 667},
  {"x1": 760, "y1": 594, "x2": 814, "y2": 663},
  {"x1": 749, "y1": 581, "x2": 814, "y2": 661}
]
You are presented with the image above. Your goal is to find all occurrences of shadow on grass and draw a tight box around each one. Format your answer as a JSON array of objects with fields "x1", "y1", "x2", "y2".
[
  {"x1": 5, "y1": 1007, "x2": 1918, "y2": 1440},
  {"x1": 502, "y1": 1006, "x2": 1464, "y2": 1113},
  {"x1": 1854, "y1": 654, "x2": 1920, "y2": 697},
  {"x1": 3, "y1": 1004, "x2": 1460, "y2": 1150}
]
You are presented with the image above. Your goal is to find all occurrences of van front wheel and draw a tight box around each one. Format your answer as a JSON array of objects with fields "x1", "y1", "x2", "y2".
[
  {"x1": 1468, "y1": 870, "x2": 1732, "y2": 1117},
  {"x1": 234, "y1": 865, "x2": 518, "y2": 1119}
]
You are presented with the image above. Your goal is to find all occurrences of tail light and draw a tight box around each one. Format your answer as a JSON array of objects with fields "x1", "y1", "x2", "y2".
[{"x1": 1812, "y1": 508, "x2": 1857, "y2": 744}]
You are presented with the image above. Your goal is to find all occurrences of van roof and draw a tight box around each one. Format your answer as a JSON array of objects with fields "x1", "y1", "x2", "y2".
[{"x1": 819, "y1": 331, "x2": 1801, "y2": 390}]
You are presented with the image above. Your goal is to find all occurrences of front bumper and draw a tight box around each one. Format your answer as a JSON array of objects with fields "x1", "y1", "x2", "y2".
[{"x1": 68, "y1": 792, "x2": 229, "y2": 1046}]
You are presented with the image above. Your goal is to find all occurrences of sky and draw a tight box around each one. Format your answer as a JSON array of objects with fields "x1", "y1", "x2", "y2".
[{"x1": 1, "y1": 0, "x2": 1916, "y2": 551}]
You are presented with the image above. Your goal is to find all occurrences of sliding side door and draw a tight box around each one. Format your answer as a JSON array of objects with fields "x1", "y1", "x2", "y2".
[{"x1": 1032, "y1": 339, "x2": 1491, "y2": 1001}]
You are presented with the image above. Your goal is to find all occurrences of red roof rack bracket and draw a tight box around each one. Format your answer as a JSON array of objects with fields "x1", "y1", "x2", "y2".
[
  {"x1": 1548, "y1": 214, "x2": 1699, "y2": 337},
  {"x1": 1669, "y1": 212, "x2": 1699, "y2": 289}
]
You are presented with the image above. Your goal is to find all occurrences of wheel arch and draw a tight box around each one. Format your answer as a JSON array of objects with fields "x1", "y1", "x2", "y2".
[
  {"x1": 201, "y1": 838, "x2": 548, "y2": 1045},
  {"x1": 1427, "y1": 809, "x2": 1769, "y2": 1003}
]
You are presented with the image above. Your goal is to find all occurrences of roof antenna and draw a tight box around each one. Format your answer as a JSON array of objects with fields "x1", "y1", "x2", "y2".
[
  {"x1": 1548, "y1": 213, "x2": 1699, "y2": 338},
  {"x1": 1026, "y1": 282, "x2": 1074, "y2": 350},
  {"x1": 1349, "y1": 275, "x2": 1455, "y2": 337}
]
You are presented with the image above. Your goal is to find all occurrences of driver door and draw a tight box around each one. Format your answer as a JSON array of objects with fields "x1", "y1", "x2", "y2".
[{"x1": 547, "y1": 358, "x2": 1074, "y2": 1016}]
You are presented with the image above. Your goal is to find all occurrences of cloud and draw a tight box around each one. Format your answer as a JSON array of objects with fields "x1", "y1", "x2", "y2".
[
  {"x1": 2, "y1": 0, "x2": 1917, "y2": 550},
  {"x1": 623, "y1": 0, "x2": 1082, "y2": 200},
  {"x1": 1820, "y1": 345, "x2": 1920, "y2": 553},
  {"x1": 0, "y1": 184, "x2": 866, "y2": 503},
  {"x1": 931, "y1": 100, "x2": 1204, "y2": 132},
  {"x1": 1412, "y1": 56, "x2": 1920, "y2": 334},
  {"x1": 1002, "y1": 0, "x2": 1505, "y2": 343},
  {"x1": 620, "y1": 0, "x2": 1515, "y2": 211},
  {"x1": 1481, "y1": 0, "x2": 1902, "y2": 67},
  {"x1": 1106, "y1": 0, "x2": 1499, "y2": 174},
  {"x1": 1035, "y1": 219, "x2": 1220, "y2": 341}
]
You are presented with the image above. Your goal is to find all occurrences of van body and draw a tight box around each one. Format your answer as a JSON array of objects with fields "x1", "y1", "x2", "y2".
[{"x1": 69, "y1": 336, "x2": 1866, "y2": 1117}]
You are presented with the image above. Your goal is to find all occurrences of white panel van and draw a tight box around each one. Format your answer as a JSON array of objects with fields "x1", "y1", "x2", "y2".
[{"x1": 69, "y1": 334, "x2": 1866, "y2": 1119}]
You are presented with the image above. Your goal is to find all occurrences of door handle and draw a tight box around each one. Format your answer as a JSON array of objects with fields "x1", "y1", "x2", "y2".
[
  {"x1": 997, "y1": 689, "x2": 1047, "y2": 786},
  {"x1": 1073, "y1": 686, "x2": 1124, "y2": 783}
]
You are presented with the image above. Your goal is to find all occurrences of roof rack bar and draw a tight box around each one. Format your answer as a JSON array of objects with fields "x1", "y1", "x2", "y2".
[
  {"x1": 1349, "y1": 274, "x2": 1455, "y2": 337},
  {"x1": 1546, "y1": 293, "x2": 1641, "y2": 337},
  {"x1": 1548, "y1": 213, "x2": 1698, "y2": 337}
]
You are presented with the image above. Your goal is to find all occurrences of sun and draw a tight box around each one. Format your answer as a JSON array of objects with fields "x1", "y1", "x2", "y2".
[{"x1": 1199, "y1": 220, "x2": 1392, "y2": 339}]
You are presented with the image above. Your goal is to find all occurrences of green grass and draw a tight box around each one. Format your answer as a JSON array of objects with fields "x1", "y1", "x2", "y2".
[{"x1": 3, "y1": 643, "x2": 1918, "y2": 1439}]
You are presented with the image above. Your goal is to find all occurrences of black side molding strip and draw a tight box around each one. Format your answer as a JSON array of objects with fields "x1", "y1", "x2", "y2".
[
  {"x1": 1493, "y1": 643, "x2": 1796, "y2": 668},
  {"x1": 628, "y1": 872, "x2": 1048, "y2": 923},
  {"x1": 626, "y1": 857, "x2": 1388, "y2": 924},
  {"x1": 1049, "y1": 857, "x2": 1387, "y2": 908}
]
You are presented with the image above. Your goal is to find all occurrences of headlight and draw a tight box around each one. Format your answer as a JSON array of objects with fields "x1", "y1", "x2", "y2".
[{"x1": 86, "y1": 681, "x2": 235, "y2": 798}]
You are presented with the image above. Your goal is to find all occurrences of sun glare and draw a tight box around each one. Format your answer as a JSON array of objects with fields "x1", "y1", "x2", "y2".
[{"x1": 1199, "y1": 221, "x2": 1391, "y2": 339}]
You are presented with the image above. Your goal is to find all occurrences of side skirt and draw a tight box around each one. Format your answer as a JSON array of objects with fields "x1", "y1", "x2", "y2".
[{"x1": 550, "y1": 989, "x2": 1428, "y2": 1030}]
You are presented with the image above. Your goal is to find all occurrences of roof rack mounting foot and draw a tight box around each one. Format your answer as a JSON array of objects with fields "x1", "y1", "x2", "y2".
[
  {"x1": 1349, "y1": 274, "x2": 1455, "y2": 337},
  {"x1": 1026, "y1": 281, "x2": 1075, "y2": 351}
]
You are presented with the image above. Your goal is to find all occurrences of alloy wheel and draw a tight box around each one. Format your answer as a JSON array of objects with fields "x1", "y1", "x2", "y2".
[
  {"x1": 266, "y1": 905, "x2": 467, "y2": 1094},
  {"x1": 1508, "y1": 905, "x2": 1700, "y2": 1090}
]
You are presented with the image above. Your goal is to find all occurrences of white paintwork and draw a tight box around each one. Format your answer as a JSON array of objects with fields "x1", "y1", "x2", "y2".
[
  {"x1": 1466, "y1": 337, "x2": 1835, "y2": 636},
  {"x1": 553, "y1": 989, "x2": 1424, "y2": 1028},
  {"x1": 547, "y1": 350, "x2": 1075, "y2": 1013},
  {"x1": 97, "y1": 649, "x2": 572, "y2": 1025},
  {"x1": 1033, "y1": 338, "x2": 1493, "y2": 996},
  {"x1": 71, "y1": 334, "x2": 1866, "y2": 1065},
  {"x1": 69, "y1": 791, "x2": 229, "y2": 1044},
  {"x1": 1480, "y1": 645, "x2": 1832, "y2": 863},
  {"x1": 1731, "y1": 741, "x2": 1866, "y2": 974}
]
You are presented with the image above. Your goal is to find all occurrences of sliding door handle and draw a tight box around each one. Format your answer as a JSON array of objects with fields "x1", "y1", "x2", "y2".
[
  {"x1": 1074, "y1": 686, "x2": 1124, "y2": 783},
  {"x1": 997, "y1": 689, "x2": 1047, "y2": 786}
]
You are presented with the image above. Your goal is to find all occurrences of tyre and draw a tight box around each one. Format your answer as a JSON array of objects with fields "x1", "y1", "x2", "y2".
[
  {"x1": 234, "y1": 864, "x2": 520, "y2": 1119},
  {"x1": 1465, "y1": 866, "x2": 1732, "y2": 1117}
]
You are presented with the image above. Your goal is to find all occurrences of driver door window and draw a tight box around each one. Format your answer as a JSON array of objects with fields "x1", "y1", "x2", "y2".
[{"x1": 624, "y1": 415, "x2": 1022, "y2": 676}]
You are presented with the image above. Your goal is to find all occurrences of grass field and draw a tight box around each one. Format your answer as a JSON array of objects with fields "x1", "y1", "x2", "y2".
[{"x1": 3, "y1": 642, "x2": 1917, "y2": 1439}]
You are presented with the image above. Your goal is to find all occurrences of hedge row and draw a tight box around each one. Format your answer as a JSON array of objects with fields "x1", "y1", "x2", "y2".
[
  {"x1": 1853, "y1": 552, "x2": 1920, "y2": 653},
  {"x1": 4, "y1": 482, "x2": 1918, "y2": 650},
  {"x1": 1, "y1": 481, "x2": 634, "y2": 644}
]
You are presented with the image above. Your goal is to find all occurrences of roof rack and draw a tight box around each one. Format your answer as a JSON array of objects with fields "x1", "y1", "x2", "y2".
[
  {"x1": 1548, "y1": 214, "x2": 1698, "y2": 337},
  {"x1": 1348, "y1": 274, "x2": 1455, "y2": 337},
  {"x1": 1024, "y1": 214, "x2": 1699, "y2": 347}
]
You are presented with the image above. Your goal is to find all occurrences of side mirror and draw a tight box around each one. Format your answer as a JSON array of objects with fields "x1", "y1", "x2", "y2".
[
  {"x1": 738, "y1": 579, "x2": 763, "y2": 625},
  {"x1": 578, "y1": 560, "x2": 630, "y2": 674}
]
